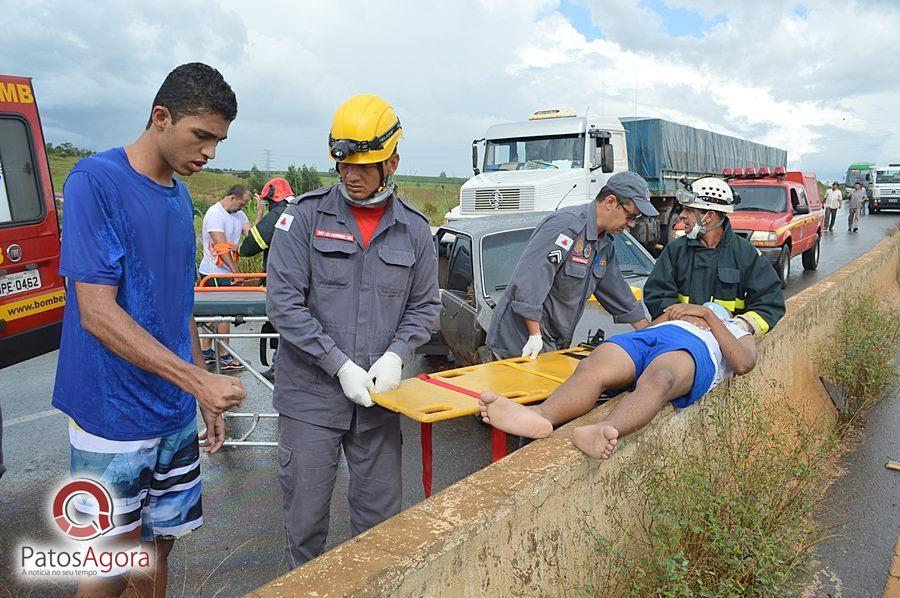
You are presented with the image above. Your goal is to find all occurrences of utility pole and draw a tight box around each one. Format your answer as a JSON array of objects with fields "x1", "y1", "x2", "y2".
[{"x1": 263, "y1": 149, "x2": 273, "y2": 178}]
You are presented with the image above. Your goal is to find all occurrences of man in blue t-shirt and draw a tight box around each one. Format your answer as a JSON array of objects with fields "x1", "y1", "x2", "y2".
[{"x1": 52, "y1": 63, "x2": 246, "y2": 596}]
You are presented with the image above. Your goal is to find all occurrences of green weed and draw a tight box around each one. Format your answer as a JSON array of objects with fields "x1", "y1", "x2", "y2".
[
  {"x1": 817, "y1": 294, "x2": 900, "y2": 429},
  {"x1": 590, "y1": 382, "x2": 836, "y2": 596}
]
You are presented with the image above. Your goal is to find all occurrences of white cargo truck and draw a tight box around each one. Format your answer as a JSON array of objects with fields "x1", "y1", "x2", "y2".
[{"x1": 450, "y1": 109, "x2": 787, "y2": 251}]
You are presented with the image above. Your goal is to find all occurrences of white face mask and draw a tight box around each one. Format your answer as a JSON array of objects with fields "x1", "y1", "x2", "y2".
[
  {"x1": 685, "y1": 211, "x2": 723, "y2": 239},
  {"x1": 338, "y1": 178, "x2": 395, "y2": 208}
]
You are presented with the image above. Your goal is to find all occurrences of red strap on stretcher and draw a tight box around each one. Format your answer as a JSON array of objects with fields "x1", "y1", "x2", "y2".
[
  {"x1": 415, "y1": 373, "x2": 481, "y2": 398},
  {"x1": 415, "y1": 374, "x2": 508, "y2": 498}
]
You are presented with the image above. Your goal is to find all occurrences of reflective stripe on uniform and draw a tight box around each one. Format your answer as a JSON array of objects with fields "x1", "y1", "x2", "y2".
[
  {"x1": 711, "y1": 296, "x2": 746, "y2": 313},
  {"x1": 678, "y1": 294, "x2": 690, "y2": 303},
  {"x1": 250, "y1": 225, "x2": 268, "y2": 250},
  {"x1": 742, "y1": 310, "x2": 770, "y2": 335}
]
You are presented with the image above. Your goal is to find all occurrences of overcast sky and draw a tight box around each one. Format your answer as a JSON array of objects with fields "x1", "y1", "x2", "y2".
[{"x1": 2, "y1": 0, "x2": 894, "y2": 181}]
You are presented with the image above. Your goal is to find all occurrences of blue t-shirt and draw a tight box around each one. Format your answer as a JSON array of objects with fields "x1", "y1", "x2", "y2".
[{"x1": 52, "y1": 147, "x2": 197, "y2": 441}]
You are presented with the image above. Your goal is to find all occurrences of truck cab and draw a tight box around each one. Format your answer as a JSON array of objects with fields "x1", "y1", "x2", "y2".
[
  {"x1": 726, "y1": 168, "x2": 824, "y2": 288},
  {"x1": 447, "y1": 110, "x2": 626, "y2": 221},
  {"x1": 871, "y1": 164, "x2": 900, "y2": 213},
  {"x1": 0, "y1": 75, "x2": 64, "y2": 368}
]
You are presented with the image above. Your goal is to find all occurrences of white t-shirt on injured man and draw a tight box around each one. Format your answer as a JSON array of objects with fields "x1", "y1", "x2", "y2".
[
  {"x1": 658, "y1": 318, "x2": 751, "y2": 390},
  {"x1": 199, "y1": 202, "x2": 248, "y2": 275}
]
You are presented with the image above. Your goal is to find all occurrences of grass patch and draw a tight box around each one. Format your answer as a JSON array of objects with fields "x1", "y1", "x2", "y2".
[
  {"x1": 591, "y1": 382, "x2": 836, "y2": 596},
  {"x1": 817, "y1": 294, "x2": 900, "y2": 429}
]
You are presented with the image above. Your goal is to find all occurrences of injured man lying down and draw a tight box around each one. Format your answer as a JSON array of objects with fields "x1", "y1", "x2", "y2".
[{"x1": 479, "y1": 302, "x2": 758, "y2": 460}]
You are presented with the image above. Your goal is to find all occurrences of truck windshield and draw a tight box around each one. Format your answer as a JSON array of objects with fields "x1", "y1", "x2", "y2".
[
  {"x1": 484, "y1": 134, "x2": 583, "y2": 172},
  {"x1": 732, "y1": 186, "x2": 786, "y2": 212},
  {"x1": 845, "y1": 169, "x2": 873, "y2": 188},
  {"x1": 0, "y1": 118, "x2": 44, "y2": 225},
  {"x1": 875, "y1": 170, "x2": 900, "y2": 184},
  {"x1": 481, "y1": 229, "x2": 653, "y2": 300}
]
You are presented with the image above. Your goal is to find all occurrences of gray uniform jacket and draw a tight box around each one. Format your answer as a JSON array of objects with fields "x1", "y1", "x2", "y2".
[
  {"x1": 266, "y1": 185, "x2": 441, "y2": 432},
  {"x1": 486, "y1": 202, "x2": 645, "y2": 359}
]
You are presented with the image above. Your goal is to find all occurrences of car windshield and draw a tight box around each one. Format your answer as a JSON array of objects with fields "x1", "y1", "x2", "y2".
[
  {"x1": 484, "y1": 134, "x2": 584, "y2": 172},
  {"x1": 732, "y1": 186, "x2": 787, "y2": 212},
  {"x1": 876, "y1": 170, "x2": 900, "y2": 184},
  {"x1": 482, "y1": 228, "x2": 533, "y2": 298},
  {"x1": 481, "y1": 228, "x2": 653, "y2": 301}
]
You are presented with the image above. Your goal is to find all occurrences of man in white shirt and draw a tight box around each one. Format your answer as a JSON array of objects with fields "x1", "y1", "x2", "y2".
[
  {"x1": 198, "y1": 184, "x2": 251, "y2": 369},
  {"x1": 478, "y1": 302, "x2": 757, "y2": 460},
  {"x1": 823, "y1": 182, "x2": 842, "y2": 232}
]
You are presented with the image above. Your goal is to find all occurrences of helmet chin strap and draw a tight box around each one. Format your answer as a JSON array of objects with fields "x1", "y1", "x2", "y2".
[{"x1": 338, "y1": 161, "x2": 395, "y2": 208}]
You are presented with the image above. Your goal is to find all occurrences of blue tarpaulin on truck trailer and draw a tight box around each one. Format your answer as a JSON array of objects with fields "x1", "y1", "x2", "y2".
[{"x1": 620, "y1": 117, "x2": 787, "y2": 195}]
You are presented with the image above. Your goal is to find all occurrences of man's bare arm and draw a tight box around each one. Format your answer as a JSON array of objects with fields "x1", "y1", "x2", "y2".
[
  {"x1": 75, "y1": 281, "x2": 245, "y2": 414},
  {"x1": 209, "y1": 230, "x2": 238, "y2": 273}
]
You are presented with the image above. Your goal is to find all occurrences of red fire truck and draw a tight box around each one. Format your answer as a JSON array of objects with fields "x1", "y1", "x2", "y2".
[{"x1": 0, "y1": 75, "x2": 65, "y2": 368}]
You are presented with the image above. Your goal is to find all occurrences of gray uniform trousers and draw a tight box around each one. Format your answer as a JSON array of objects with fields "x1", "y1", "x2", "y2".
[{"x1": 277, "y1": 413, "x2": 402, "y2": 569}]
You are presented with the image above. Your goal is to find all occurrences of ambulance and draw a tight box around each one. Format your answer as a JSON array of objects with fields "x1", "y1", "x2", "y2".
[{"x1": 0, "y1": 75, "x2": 65, "y2": 368}]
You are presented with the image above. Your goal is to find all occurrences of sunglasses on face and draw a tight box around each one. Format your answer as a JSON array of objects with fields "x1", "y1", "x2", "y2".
[{"x1": 616, "y1": 200, "x2": 641, "y2": 222}]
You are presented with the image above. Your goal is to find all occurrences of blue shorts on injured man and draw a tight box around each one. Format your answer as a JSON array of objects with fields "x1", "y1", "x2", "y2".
[
  {"x1": 606, "y1": 323, "x2": 719, "y2": 408},
  {"x1": 69, "y1": 419, "x2": 203, "y2": 544}
]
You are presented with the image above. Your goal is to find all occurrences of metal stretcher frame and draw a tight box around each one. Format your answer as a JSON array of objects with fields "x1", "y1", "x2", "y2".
[{"x1": 194, "y1": 273, "x2": 278, "y2": 447}]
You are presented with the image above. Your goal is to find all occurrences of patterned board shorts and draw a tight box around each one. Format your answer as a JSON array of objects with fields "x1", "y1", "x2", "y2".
[{"x1": 69, "y1": 418, "x2": 203, "y2": 544}]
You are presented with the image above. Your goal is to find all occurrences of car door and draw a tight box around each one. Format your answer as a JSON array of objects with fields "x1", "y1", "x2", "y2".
[
  {"x1": 795, "y1": 186, "x2": 813, "y2": 253},
  {"x1": 438, "y1": 233, "x2": 481, "y2": 363}
]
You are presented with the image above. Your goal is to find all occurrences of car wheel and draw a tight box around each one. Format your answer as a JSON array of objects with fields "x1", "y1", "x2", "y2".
[
  {"x1": 802, "y1": 235, "x2": 819, "y2": 271},
  {"x1": 776, "y1": 245, "x2": 790, "y2": 288}
]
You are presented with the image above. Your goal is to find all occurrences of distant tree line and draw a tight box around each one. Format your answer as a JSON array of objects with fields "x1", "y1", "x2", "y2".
[
  {"x1": 46, "y1": 142, "x2": 94, "y2": 158},
  {"x1": 242, "y1": 164, "x2": 323, "y2": 196}
]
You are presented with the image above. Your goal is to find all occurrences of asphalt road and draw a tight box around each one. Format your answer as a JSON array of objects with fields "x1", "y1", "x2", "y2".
[{"x1": 1, "y1": 209, "x2": 897, "y2": 595}]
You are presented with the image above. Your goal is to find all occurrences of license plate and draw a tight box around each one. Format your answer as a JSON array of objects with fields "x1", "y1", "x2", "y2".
[{"x1": 0, "y1": 270, "x2": 42, "y2": 298}]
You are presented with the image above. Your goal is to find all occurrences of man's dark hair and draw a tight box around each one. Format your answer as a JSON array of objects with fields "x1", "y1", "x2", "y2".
[
  {"x1": 146, "y1": 62, "x2": 237, "y2": 129},
  {"x1": 226, "y1": 184, "x2": 249, "y2": 198}
]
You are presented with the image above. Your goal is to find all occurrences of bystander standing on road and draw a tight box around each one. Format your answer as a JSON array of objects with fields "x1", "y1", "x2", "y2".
[
  {"x1": 848, "y1": 182, "x2": 866, "y2": 232},
  {"x1": 823, "y1": 182, "x2": 842, "y2": 232}
]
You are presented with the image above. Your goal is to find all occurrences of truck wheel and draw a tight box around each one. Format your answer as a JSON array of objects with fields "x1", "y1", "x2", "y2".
[
  {"x1": 776, "y1": 245, "x2": 790, "y2": 288},
  {"x1": 474, "y1": 346, "x2": 496, "y2": 365},
  {"x1": 665, "y1": 208, "x2": 682, "y2": 244},
  {"x1": 801, "y1": 235, "x2": 820, "y2": 271}
]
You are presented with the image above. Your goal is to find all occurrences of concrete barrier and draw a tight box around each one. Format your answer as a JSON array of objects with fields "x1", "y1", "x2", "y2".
[{"x1": 253, "y1": 232, "x2": 900, "y2": 598}]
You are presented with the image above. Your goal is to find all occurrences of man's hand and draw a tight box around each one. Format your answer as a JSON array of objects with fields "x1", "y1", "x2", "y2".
[
  {"x1": 664, "y1": 304, "x2": 713, "y2": 330},
  {"x1": 195, "y1": 372, "x2": 247, "y2": 416},
  {"x1": 336, "y1": 360, "x2": 375, "y2": 407},
  {"x1": 199, "y1": 411, "x2": 226, "y2": 453},
  {"x1": 368, "y1": 352, "x2": 403, "y2": 393},
  {"x1": 521, "y1": 333, "x2": 544, "y2": 360}
]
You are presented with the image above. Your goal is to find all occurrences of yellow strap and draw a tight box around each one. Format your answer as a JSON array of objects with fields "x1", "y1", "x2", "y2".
[
  {"x1": 499, "y1": 361, "x2": 567, "y2": 384},
  {"x1": 742, "y1": 310, "x2": 770, "y2": 335},
  {"x1": 677, "y1": 294, "x2": 690, "y2": 303},
  {"x1": 250, "y1": 226, "x2": 268, "y2": 250}
]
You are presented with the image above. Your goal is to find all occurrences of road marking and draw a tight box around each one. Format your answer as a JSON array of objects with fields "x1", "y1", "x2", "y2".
[{"x1": 3, "y1": 408, "x2": 63, "y2": 427}]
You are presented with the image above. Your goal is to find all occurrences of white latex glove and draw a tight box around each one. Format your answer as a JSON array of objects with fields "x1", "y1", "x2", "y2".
[
  {"x1": 336, "y1": 360, "x2": 375, "y2": 407},
  {"x1": 368, "y1": 351, "x2": 403, "y2": 393},
  {"x1": 521, "y1": 333, "x2": 544, "y2": 360}
]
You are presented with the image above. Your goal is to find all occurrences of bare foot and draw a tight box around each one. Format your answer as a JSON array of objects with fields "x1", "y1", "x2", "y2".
[
  {"x1": 572, "y1": 423, "x2": 619, "y2": 460},
  {"x1": 478, "y1": 390, "x2": 552, "y2": 439}
]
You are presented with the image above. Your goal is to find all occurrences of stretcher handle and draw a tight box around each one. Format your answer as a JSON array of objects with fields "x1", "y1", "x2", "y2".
[{"x1": 195, "y1": 273, "x2": 267, "y2": 292}]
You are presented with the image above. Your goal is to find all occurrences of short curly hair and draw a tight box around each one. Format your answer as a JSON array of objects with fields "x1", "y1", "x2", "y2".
[{"x1": 146, "y1": 62, "x2": 237, "y2": 129}]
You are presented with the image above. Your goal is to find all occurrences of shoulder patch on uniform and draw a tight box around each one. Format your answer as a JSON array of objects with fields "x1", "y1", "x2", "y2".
[
  {"x1": 274, "y1": 213, "x2": 294, "y2": 231},
  {"x1": 555, "y1": 233, "x2": 574, "y2": 250}
]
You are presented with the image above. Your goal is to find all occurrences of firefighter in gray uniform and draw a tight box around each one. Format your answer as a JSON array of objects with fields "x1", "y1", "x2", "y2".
[
  {"x1": 487, "y1": 172, "x2": 658, "y2": 360},
  {"x1": 266, "y1": 94, "x2": 440, "y2": 568}
]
